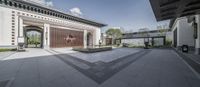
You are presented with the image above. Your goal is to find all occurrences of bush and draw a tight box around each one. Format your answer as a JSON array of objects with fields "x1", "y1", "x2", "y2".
[{"x1": 0, "y1": 48, "x2": 17, "y2": 52}]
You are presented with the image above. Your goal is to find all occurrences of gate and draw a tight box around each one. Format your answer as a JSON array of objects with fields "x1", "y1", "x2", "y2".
[{"x1": 50, "y1": 28, "x2": 84, "y2": 48}]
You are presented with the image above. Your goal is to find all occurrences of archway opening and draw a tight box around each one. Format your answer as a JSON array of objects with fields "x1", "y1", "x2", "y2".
[{"x1": 24, "y1": 26, "x2": 43, "y2": 48}]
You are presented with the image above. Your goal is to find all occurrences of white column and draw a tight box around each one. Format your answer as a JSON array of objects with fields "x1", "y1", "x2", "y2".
[
  {"x1": 84, "y1": 30, "x2": 88, "y2": 48},
  {"x1": 95, "y1": 28, "x2": 101, "y2": 46},
  {"x1": 17, "y1": 17, "x2": 24, "y2": 44},
  {"x1": 43, "y1": 23, "x2": 50, "y2": 49},
  {"x1": 196, "y1": 15, "x2": 200, "y2": 54}
]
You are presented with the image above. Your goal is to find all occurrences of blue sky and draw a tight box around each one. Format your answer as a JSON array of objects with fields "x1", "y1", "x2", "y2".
[{"x1": 51, "y1": 0, "x2": 169, "y2": 33}]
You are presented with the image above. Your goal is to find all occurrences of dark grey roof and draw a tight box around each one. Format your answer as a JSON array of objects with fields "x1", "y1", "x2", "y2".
[
  {"x1": 149, "y1": 0, "x2": 200, "y2": 21},
  {"x1": 8, "y1": 0, "x2": 107, "y2": 27}
]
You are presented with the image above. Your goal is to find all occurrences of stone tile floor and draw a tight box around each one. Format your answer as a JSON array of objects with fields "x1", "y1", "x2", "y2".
[
  {"x1": 52, "y1": 48, "x2": 141, "y2": 63},
  {"x1": 0, "y1": 48, "x2": 199, "y2": 87}
]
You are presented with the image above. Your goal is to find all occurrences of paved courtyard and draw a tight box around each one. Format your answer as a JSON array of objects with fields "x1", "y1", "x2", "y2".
[{"x1": 0, "y1": 48, "x2": 200, "y2": 87}]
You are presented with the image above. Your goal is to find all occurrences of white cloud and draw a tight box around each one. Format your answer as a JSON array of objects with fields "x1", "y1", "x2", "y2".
[
  {"x1": 46, "y1": 1, "x2": 53, "y2": 7},
  {"x1": 70, "y1": 7, "x2": 83, "y2": 17}
]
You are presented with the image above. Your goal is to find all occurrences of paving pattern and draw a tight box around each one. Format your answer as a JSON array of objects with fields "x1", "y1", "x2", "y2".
[
  {"x1": 49, "y1": 49, "x2": 149, "y2": 84},
  {"x1": 0, "y1": 48, "x2": 199, "y2": 87},
  {"x1": 53, "y1": 48, "x2": 141, "y2": 63}
]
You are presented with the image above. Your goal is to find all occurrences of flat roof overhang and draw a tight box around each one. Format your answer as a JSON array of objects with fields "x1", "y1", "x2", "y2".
[{"x1": 149, "y1": 0, "x2": 200, "y2": 21}]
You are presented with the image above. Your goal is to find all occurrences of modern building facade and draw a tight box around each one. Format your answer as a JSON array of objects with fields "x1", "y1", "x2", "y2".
[
  {"x1": 0, "y1": 0, "x2": 106, "y2": 49},
  {"x1": 149, "y1": 0, "x2": 200, "y2": 54}
]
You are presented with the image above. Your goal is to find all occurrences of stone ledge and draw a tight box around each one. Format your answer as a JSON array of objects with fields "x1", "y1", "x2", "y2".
[{"x1": 73, "y1": 47, "x2": 112, "y2": 53}]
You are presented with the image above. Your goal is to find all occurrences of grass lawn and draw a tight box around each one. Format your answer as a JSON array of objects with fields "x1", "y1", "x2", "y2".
[{"x1": 0, "y1": 48, "x2": 17, "y2": 52}]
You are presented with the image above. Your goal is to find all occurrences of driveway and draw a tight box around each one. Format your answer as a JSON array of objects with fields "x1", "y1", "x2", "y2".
[{"x1": 0, "y1": 48, "x2": 199, "y2": 87}]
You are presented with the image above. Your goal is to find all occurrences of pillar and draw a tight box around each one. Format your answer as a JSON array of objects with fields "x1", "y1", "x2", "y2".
[
  {"x1": 95, "y1": 28, "x2": 101, "y2": 46},
  {"x1": 84, "y1": 30, "x2": 87, "y2": 48},
  {"x1": 196, "y1": 15, "x2": 200, "y2": 54},
  {"x1": 152, "y1": 37, "x2": 154, "y2": 46},
  {"x1": 17, "y1": 17, "x2": 24, "y2": 44},
  {"x1": 43, "y1": 23, "x2": 50, "y2": 49}
]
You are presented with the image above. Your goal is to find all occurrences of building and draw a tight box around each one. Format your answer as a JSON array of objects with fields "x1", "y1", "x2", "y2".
[
  {"x1": 122, "y1": 29, "x2": 172, "y2": 47},
  {"x1": 170, "y1": 16, "x2": 200, "y2": 54},
  {"x1": 149, "y1": 0, "x2": 200, "y2": 54},
  {"x1": 0, "y1": 0, "x2": 106, "y2": 49}
]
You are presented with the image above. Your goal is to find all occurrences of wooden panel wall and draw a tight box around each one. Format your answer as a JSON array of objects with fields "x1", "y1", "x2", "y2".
[{"x1": 50, "y1": 28, "x2": 84, "y2": 48}]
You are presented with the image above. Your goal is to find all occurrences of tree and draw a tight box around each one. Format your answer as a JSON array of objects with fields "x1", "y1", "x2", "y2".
[
  {"x1": 157, "y1": 24, "x2": 168, "y2": 36},
  {"x1": 106, "y1": 28, "x2": 122, "y2": 45}
]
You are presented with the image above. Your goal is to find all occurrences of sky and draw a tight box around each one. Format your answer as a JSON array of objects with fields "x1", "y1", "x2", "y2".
[{"x1": 49, "y1": 0, "x2": 169, "y2": 33}]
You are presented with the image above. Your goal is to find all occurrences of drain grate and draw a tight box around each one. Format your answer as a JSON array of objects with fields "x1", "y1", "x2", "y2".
[{"x1": 0, "y1": 80, "x2": 9, "y2": 87}]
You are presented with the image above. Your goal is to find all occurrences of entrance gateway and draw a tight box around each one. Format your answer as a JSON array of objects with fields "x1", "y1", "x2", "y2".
[
  {"x1": 21, "y1": 21, "x2": 86, "y2": 49},
  {"x1": 24, "y1": 26, "x2": 43, "y2": 48},
  {"x1": 0, "y1": 0, "x2": 106, "y2": 49},
  {"x1": 18, "y1": 17, "x2": 100, "y2": 49}
]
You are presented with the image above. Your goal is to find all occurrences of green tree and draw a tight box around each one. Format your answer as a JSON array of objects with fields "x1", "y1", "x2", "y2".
[{"x1": 106, "y1": 28, "x2": 122, "y2": 45}]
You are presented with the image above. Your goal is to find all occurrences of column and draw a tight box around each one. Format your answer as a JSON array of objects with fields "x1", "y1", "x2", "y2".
[
  {"x1": 43, "y1": 23, "x2": 50, "y2": 49},
  {"x1": 17, "y1": 17, "x2": 24, "y2": 44},
  {"x1": 95, "y1": 28, "x2": 101, "y2": 46},
  {"x1": 84, "y1": 30, "x2": 87, "y2": 48},
  {"x1": 196, "y1": 15, "x2": 200, "y2": 54}
]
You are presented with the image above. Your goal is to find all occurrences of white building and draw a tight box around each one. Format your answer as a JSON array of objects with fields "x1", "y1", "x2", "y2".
[
  {"x1": 171, "y1": 16, "x2": 200, "y2": 54},
  {"x1": 149, "y1": 0, "x2": 200, "y2": 55},
  {"x1": 0, "y1": 0, "x2": 106, "y2": 49}
]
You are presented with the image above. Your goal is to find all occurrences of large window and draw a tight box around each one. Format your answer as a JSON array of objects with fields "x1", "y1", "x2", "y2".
[
  {"x1": 193, "y1": 22, "x2": 198, "y2": 39},
  {"x1": 0, "y1": 0, "x2": 2, "y2": 4}
]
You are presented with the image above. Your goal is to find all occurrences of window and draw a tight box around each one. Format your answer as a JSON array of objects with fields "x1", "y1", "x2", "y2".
[
  {"x1": 14, "y1": 3, "x2": 17, "y2": 7},
  {"x1": 9, "y1": 1, "x2": 12, "y2": 6},
  {"x1": 27, "y1": 6, "x2": 30, "y2": 10},
  {"x1": 31, "y1": 7, "x2": 33, "y2": 11},
  {"x1": 4, "y1": 0, "x2": 8, "y2": 5},
  {"x1": 34, "y1": 8, "x2": 37, "y2": 12},
  {"x1": 38, "y1": 9, "x2": 41, "y2": 13},
  {"x1": 41, "y1": 10, "x2": 43, "y2": 13},
  {"x1": 18, "y1": 4, "x2": 22, "y2": 8},
  {"x1": 193, "y1": 23, "x2": 198, "y2": 39},
  {"x1": 23, "y1": 5, "x2": 26, "y2": 9}
]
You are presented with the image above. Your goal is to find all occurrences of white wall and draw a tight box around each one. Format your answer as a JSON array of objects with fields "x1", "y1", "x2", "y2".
[
  {"x1": 195, "y1": 15, "x2": 200, "y2": 49},
  {"x1": 122, "y1": 39, "x2": 145, "y2": 46},
  {"x1": 154, "y1": 38, "x2": 164, "y2": 46},
  {"x1": 172, "y1": 17, "x2": 195, "y2": 47},
  {"x1": 0, "y1": 5, "x2": 102, "y2": 48},
  {"x1": 178, "y1": 18, "x2": 194, "y2": 47},
  {"x1": 0, "y1": 7, "x2": 12, "y2": 46},
  {"x1": 94, "y1": 28, "x2": 101, "y2": 45}
]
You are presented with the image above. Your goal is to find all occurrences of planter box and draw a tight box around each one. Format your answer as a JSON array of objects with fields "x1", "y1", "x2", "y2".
[{"x1": 73, "y1": 47, "x2": 112, "y2": 53}]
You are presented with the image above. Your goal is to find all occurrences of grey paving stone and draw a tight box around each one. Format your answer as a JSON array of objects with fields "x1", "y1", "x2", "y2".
[
  {"x1": 0, "y1": 48, "x2": 199, "y2": 87},
  {"x1": 0, "y1": 60, "x2": 24, "y2": 81},
  {"x1": 11, "y1": 59, "x2": 40, "y2": 87},
  {"x1": 0, "y1": 52, "x2": 15, "y2": 60}
]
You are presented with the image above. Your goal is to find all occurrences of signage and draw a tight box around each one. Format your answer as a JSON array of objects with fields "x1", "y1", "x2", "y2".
[{"x1": 18, "y1": 37, "x2": 25, "y2": 43}]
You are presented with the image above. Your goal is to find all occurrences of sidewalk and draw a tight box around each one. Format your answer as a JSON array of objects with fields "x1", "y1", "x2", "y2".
[
  {"x1": 174, "y1": 50, "x2": 200, "y2": 74},
  {"x1": 2, "y1": 48, "x2": 53, "y2": 60},
  {"x1": 0, "y1": 52, "x2": 15, "y2": 60},
  {"x1": 184, "y1": 54, "x2": 200, "y2": 64}
]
